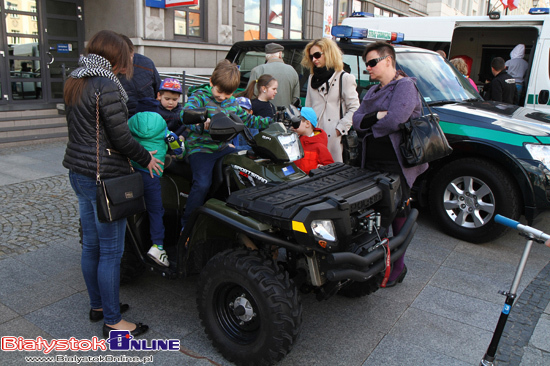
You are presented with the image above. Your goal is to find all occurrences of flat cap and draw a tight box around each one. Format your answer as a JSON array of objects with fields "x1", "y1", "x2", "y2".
[{"x1": 265, "y1": 43, "x2": 284, "y2": 54}]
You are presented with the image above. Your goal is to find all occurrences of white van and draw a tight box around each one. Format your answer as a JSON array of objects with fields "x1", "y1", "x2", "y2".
[{"x1": 342, "y1": 9, "x2": 550, "y2": 111}]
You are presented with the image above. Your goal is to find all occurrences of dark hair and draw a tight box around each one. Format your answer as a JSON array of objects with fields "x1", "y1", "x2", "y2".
[
  {"x1": 491, "y1": 57, "x2": 506, "y2": 72},
  {"x1": 119, "y1": 34, "x2": 135, "y2": 53},
  {"x1": 64, "y1": 30, "x2": 133, "y2": 106},
  {"x1": 362, "y1": 41, "x2": 396, "y2": 68},
  {"x1": 239, "y1": 74, "x2": 276, "y2": 99},
  {"x1": 209, "y1": 59, "x2": 241, "y2": 95}
]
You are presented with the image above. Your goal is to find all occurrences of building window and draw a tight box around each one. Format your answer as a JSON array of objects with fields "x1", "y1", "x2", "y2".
[
  {"x1": 174, "y1": 0, "x2": 202, "y2": 38},
  {"x1": 244, "y1": 0, "x2": 303, "y2": 40},
  {"x1": 8, "y1": 2, "x2": 19, "y2": 18}
]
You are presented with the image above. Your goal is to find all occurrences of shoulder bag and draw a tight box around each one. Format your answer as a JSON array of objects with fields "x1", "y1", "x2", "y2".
[
  {"x1": 399, "y1": 83, "x2": 453, "y2": 166},
  {"x1": 339, "y1": 72, "x2": 360, "y2": 167},
  {"x1": 94, "y1": 91, "x2": 146, "y2": 223}
]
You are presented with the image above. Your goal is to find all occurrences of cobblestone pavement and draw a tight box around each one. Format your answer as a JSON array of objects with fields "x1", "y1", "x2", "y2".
[
  {"x1": 0, "y1": 140, "x2": 79, "y2": 258},
  {"x1": 0, "y1": 174, "x2": 79, "y2": 258}
]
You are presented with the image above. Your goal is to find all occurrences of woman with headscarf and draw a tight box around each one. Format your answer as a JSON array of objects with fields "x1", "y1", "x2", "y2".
[{"x1": 63, "y1": 30, "x2": 162, "y2": 337}]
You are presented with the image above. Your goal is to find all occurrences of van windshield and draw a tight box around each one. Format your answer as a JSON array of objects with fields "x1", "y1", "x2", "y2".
[{"x1": 396, "y1": 52, "x2": 481, "y2": 105}]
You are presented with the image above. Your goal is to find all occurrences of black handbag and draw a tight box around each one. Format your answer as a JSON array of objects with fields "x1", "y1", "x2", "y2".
[
  {"x1": 94, "y1": 92, "x2": 146, "y2": 223},
  {"x1": 339, "y1": 72, "x2": 361, "y2": 166},
  {"x1": 399, "y1": 85, "x2": 452, "y2": 166}
]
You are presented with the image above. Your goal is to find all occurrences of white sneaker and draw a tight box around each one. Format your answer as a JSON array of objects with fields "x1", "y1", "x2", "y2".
[{"x1": 148, "y1": 246, "x2": 169, "y2": 267}]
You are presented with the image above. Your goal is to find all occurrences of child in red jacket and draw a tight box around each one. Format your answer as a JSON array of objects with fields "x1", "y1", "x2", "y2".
[{"x1": 293, "y1": 107, "x2": 334, "y2": 174}]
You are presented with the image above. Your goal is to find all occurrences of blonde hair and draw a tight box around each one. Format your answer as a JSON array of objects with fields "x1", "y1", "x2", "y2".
[
  {"x1": 301, "y1": 38, "x2": 344, "y2": 73},
  {"x1": 450, "y1": 57, "x2": 469, "y2": 76}
]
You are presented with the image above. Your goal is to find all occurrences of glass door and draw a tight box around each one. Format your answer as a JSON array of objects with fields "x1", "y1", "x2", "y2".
[
  {"x1": 2, "y1": 0, "x2": 43, "y2": 102},
  {"x1": 41, "y1": 0, "x2": 83, "y2": 102}
]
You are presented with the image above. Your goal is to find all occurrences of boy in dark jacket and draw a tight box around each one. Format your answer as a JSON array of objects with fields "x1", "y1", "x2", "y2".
[
  {"x1": 293, "y1": 107, "x2": 334, "y2": 174},
  {"x1": 157, "y1": 78, "x2": 186, "y2": 138},
  {"x1": 180, "y1": 60, "x2": 271, "y2": 230}
]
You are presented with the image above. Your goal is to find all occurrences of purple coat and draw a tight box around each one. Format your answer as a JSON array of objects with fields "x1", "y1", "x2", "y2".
[{"x1": 352, "y1": 77, "x2": 428, "y2": 187}]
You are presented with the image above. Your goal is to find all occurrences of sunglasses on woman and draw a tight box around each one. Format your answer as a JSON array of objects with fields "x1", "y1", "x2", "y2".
[
  {"x1": 365, "y1": 55, "x2": 390, "y2": 68},
  {"x1": 309, "y1": 52, "x2": 323, "y2": 60}
]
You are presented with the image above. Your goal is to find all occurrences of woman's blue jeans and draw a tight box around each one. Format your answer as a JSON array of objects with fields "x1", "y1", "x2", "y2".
[{"x1": 69, "y1": 171, "x2": 126, "y2": 325}]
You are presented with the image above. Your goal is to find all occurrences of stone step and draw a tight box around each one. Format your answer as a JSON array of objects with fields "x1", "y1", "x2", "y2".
[{"x1": 0, "y1": 109, "x2": 67, "y2": 148}]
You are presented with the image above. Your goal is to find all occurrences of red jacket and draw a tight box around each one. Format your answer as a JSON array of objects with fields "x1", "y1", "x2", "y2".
[{"x1": 295, "y1": 128, "x2": 334, "y2": 174}]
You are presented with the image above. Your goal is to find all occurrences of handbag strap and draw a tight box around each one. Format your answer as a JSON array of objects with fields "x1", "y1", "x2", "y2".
[
  {"x1": 95, "y1": 90, "x2": 133, "y2": 184},
  {"x1": 395, "y1": 66, "x2": 436, "y2": 117},
  {"x1": 339, "y1": 71, "x2": 344, "y2": 120}
]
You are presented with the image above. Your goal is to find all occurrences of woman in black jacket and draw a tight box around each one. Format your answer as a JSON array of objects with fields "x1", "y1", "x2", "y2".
[{"x1": 62, "y1": 30, "x2": 162, "y2": 338}]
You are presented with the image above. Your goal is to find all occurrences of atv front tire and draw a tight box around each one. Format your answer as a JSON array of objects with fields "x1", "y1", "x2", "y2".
[{"x1": 197, "y1": 249, "x2": 302, "y2": 366}]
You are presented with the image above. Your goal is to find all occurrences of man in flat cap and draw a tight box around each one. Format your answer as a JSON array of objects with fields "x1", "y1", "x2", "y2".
[{"x1": 248, "y1": 42, "x2": 300, "y2": 108}]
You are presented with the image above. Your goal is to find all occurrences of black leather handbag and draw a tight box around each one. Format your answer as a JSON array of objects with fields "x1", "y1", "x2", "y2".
[
  {"x1": 339, "y1": 72, "x2": 361, "y2": 167},
  {"x1": 94, "y1": 92, "x2": 146, "y2": 223},
  {"x1": 399, "y1": 85, "x2": 453, "y2": 166}
]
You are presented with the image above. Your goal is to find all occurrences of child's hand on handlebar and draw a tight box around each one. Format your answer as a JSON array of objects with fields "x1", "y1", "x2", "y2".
[{"x1": 204, "y1": 118, "x2": 211, "y2": 130}]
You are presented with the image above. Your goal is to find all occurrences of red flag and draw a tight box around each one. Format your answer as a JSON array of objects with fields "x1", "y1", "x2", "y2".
[{"x1": 500, "y1": 0, "x2": 519, "y2": 10}]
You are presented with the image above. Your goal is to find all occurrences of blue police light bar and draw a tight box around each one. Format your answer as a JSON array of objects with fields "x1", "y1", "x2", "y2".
[
  {"x1": 529, "y1": 8, "x2": 550, "y2": 15},
  {"x1": 331, "y1": 25, "x2": 404, "y2": 43},
  {"x1": 350, "y1": 11, "x2": 374, "y2": 17}
]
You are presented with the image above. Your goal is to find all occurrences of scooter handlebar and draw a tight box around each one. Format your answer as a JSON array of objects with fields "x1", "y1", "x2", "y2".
[
  {"x1": 494, "y1": 215, "x2": 519, "y2": 229},
  {"x1": 495, "y1": 214, "x2": 550, "y2": 243}
]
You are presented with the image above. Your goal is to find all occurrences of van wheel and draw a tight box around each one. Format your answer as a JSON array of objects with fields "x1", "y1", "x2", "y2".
[
  {"x1": 197, "y1": 249, "x2": 302, "y2": 366},
  {"x1": 429, "y1": 158, "x2": 520, "y2": 243}
]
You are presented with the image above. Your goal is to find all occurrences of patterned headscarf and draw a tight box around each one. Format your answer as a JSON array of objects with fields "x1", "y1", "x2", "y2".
[{"x1": 69, "y1": 53, "x2": 128, "y2": 102}]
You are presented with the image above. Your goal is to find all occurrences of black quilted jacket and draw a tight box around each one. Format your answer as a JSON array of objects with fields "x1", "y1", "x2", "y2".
[
  {"x1": 62, "y1": 76, "x2": 151, "y2": 179},
  {"x1": 118, "y1": 53, "x2": 161, "y2": 118}
]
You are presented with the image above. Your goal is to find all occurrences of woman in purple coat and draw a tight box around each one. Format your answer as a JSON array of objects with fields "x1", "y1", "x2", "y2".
[{"x1": 352, "y1": 41, "x2": 428, "y2": 287}]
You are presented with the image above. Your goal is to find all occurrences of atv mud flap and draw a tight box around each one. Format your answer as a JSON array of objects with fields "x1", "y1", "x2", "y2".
[{"x1": 325, "y1": 208, "x2": 418, "y2": 282}]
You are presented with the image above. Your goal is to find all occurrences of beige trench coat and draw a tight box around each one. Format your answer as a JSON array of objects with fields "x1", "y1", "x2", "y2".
[{"x1": 305, "y1": 70, "x2": 360, "y2": 162}]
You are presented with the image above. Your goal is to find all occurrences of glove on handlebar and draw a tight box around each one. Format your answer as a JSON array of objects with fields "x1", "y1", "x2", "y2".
[{"x1": 182, "y1": 108, "x2": 208, "y2": 125}]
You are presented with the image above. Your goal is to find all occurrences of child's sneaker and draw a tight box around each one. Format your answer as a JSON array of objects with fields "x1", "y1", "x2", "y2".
[{"x1": 148, "y1": 245, "x2": 169, "y2": 267}]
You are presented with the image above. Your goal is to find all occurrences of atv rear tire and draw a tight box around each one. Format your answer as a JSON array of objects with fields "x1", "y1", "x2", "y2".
[
  {"x1": 120, "y1": 230, "x2": 145, "y2": 285},
  {"x1": 197, "y1": 249, "x2": 302, "y2": 366}
]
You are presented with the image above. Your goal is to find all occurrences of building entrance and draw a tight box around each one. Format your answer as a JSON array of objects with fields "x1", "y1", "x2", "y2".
[{"x1": 0, "y1": 0, "x2": 84, "y2": 110}]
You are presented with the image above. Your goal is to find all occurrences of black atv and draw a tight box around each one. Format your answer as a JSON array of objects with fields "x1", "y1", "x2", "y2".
[{"x1": 122, "y1": 106, "x2": 418, "y2": 366}]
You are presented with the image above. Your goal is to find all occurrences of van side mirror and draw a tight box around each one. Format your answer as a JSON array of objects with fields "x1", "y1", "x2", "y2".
[{"x1": 539, "y1": 90, "x2": 549, "y2": 105}]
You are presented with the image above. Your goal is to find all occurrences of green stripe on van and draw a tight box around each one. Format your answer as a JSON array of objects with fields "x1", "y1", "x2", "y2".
[{"x1": 439, "y1": 121, "x2": 539, "y2": 146}]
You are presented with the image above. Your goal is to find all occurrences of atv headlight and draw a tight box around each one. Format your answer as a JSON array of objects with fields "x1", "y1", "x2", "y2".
[
  {"x1": 311, "y1": 220, "x2": 336, "y2": 241},
  {"x1": 526, "y1": 144, "x2": 550, "y2": 172},
  {"x1": 277, "y1": 133, "x2": 302, "y2": 162}
]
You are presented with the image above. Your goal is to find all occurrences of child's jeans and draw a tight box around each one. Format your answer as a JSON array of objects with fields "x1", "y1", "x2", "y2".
[
  {"x1": 181, "y1": 147, "x2": 236, "y2": 230},
  {"x1": 137, "y1": 170, "x2": 165, "y2": 246}
]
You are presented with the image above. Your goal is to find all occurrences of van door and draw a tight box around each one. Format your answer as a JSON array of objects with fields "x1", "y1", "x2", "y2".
[
  {"x1": 527, "y1": 39, "x2": 550, "y2": 111},
  {"x1": 450, "y1": 25, "x2": 540, "y2": 108}
]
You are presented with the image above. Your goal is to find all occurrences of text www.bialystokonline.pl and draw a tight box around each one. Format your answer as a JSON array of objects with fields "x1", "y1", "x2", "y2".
[{"x1": 24, "y1": 355, "x2": 154, "y2": 363}]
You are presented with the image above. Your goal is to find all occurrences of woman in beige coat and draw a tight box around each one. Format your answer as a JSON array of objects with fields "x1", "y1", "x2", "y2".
[{"x1": 301, "y1": 38, "x2": 360, "y2": 162}]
